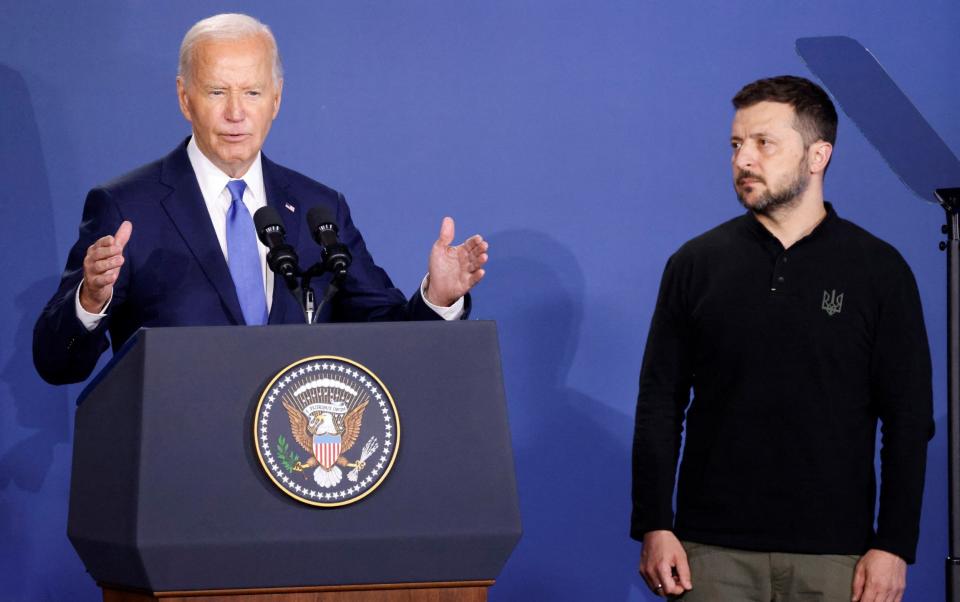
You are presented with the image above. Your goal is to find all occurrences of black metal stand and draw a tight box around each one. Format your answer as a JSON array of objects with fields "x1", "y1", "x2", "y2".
[
  {"x1": 937, "y1": 187, "x2": 960, "y2": 602},
  {"x1": 275, "y1": 260, "x2": 346, "y2": 325}
]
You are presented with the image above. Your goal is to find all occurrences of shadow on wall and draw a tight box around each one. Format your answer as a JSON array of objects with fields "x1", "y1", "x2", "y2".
[
  {"x1": 0, "y1": 278, "x2": 70, "y2": 492},
  {"x1": 477, "y1": 229, "x2": 635, "y2": 601},
  {"x1": 0, "y1": 64, "x2": 70, "y2": 491},
  {"x1": 0, "y1": 64, "x2": 75, "y2": 601}
]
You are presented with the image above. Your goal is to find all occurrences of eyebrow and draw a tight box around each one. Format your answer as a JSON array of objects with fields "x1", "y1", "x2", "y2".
[
  {"x1": 730, "y1": 132, "x2": 779, "y2": 141},
  {"x1": 202, "y1": 82, "x2": 266, "y2": 90}
]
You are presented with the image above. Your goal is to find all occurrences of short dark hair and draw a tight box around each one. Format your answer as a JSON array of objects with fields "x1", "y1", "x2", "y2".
[{"x1": 732, "y1": 75, "x2": 838, "y2": 148}]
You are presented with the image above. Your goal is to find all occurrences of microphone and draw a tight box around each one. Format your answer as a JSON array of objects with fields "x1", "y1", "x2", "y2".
[
  {"x1": 253, "y1": 206, "x2": 300, "y2": 283},
  {"x1": 307, "y1": 207, "x2": 351, "y2": 278}
]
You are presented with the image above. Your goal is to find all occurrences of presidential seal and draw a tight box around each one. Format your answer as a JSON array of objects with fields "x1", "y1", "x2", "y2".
[{"x1": 253, "y1": 356, "x2": 399, "y2": 507}]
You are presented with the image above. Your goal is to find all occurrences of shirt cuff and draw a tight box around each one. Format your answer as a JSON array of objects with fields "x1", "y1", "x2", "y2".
[
  {"x1": 75, "y1": 280, "x2": 111, "y2": 331},
  {"x1": 419, "y1": 274, "x2": 464, "y2": 320}
]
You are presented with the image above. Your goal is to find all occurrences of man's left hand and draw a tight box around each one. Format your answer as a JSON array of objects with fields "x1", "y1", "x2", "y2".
[
  {"x1": 851, "y1": 549, "x2": 906, "y2": 602},
  {"x1": 425, "y1": 217, "x2": 488, "y2": 307}
]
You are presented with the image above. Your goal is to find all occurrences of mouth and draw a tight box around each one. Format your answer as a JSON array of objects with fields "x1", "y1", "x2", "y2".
[{"x1": 219, "y1": 133, "x2": 251, "y2": 143}]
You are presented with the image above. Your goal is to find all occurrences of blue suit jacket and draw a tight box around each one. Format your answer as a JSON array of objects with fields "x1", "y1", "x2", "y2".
[{"x1": 34, "y1": 140, "x2": 463, "y2": 384}]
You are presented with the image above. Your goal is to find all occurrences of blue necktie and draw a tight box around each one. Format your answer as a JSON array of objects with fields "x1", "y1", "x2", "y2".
[{"x1": 226, "y1": 179, "x2": 267, "y2": 325}]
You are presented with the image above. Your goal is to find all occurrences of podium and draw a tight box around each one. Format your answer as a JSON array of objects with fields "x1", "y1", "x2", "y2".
[{"x1": 67, "y1": 321, "x2": 521, "y2": 601}]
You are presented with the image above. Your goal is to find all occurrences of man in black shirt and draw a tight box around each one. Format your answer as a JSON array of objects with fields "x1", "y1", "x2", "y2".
[{"x1": 632, "y1": 76, "x2": 933, "y2": 602}]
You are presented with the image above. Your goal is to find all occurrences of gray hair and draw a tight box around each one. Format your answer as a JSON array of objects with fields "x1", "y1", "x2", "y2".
[{"x1": 178, "y1": 13, "x2": 284, "y2": 86}]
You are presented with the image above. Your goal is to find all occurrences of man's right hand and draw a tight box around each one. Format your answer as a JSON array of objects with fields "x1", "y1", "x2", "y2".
[
  {"x1": 79, "y1": 221, "x2": 132, "y2": 313},
  {"x1": 640, "y1": 530, "x2": 693, "y2": 598}
]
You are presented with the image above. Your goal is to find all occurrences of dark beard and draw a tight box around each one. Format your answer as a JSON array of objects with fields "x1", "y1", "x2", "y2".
[{"x1": 736, "y1": 161, "x2": 809, "y2": 215}]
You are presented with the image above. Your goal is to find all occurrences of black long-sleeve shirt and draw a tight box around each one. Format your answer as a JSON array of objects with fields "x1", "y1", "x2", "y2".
[{"x1": 631, "y1": 204, "x2": 934, "y2": 563}]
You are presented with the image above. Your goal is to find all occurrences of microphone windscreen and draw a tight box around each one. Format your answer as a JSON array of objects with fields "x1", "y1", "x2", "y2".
[
  {"x1": 306, "y1": 206, "x2": 337, "y2": 232},
  {"x1": 254, "y1": 206, "x2": 284, "y2": 233}
]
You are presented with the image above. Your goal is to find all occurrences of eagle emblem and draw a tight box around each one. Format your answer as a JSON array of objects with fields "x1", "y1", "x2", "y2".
[
  {"x1": 283, "y1": 395, "x2": 368, "y2": 488},
  {"x1": 253, "y1": 356, "x2": 399, "y2": 507}
]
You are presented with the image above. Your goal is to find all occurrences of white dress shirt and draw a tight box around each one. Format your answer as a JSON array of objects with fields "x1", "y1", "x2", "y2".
[{"x1": 187, "y1": 136, "x2": 273, "y2": 311}]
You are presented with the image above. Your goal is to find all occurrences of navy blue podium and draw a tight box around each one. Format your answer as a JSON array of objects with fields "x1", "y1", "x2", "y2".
[{"x1": 67, "y1": 321, "x2": 521, "y2": 601}]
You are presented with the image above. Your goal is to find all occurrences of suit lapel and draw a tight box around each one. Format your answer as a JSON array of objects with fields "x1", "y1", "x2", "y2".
[
  {"x1": 262, "y1": 154, "x2": 301, "y2": 324},
  {"x1": 158, "y1": 141, "x2": 245, "y2": 325}
]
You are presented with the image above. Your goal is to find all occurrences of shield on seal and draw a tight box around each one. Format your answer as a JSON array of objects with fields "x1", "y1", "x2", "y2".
[{"x1": 313, "y1": 433, "x2": 341, "y2": 470}]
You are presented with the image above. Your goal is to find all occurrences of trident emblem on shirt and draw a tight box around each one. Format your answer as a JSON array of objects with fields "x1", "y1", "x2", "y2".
[{"x1": 821, "y1": 289, "x2": 844, "y2": 316}]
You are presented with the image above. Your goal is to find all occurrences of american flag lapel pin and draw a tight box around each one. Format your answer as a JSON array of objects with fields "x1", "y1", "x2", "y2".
[{"x1": 284, "y1": 202, "x2": 295, "y2": 213}]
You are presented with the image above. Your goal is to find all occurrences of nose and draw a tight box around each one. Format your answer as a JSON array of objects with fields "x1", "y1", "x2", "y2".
[
  {"x1": 733, "y1": 142, "x2": 757, "y2": 171},
  {"x1": 225, "y1": 92, "x2": 245, "y2": 122}
]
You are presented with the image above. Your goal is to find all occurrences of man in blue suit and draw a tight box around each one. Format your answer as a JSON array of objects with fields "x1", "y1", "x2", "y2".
[{"x1": 33, "y1": 13, "x2": 488, "y2": 385}]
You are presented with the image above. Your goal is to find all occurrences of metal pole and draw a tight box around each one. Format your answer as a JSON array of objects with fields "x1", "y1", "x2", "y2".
[{"x1": 937, "y1": 188, "x2": 960, "y2": 602}]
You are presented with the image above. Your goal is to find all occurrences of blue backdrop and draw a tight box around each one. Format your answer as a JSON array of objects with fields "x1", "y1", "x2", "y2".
[{"x1": 2, "y1": 2, "x2": 959, "y2": 600}]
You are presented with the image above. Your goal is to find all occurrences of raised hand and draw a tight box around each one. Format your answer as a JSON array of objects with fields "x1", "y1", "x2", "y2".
[
  {"x1": 79, "y1": 221, "x2": 132, "y2": 313},
  {"x1": 424, "y1": 217, "x2": 488, "y2": 307}
]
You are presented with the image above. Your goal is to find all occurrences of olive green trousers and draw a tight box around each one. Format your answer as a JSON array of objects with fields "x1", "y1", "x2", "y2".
[{"x1": 670, "y1": 541, "x2": 860, "y2": 602}]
